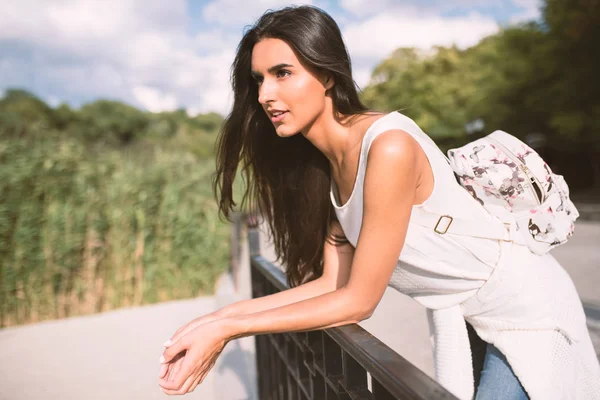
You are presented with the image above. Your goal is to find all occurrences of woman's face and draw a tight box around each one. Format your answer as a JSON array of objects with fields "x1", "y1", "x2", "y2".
[{"x1": 251, "y1": 38, "x2": 331, "y2": 137}]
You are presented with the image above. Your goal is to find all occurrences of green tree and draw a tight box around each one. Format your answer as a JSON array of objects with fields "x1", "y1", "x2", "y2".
[
  {"x1": 77, "y1": 100, "x2": 150, "y2": 144},
  {"x1": 541, "y1": 0, "x2": 600, "y2": 142},
  {"x1": 364, "y1": 45, "x2": 487, "y2": 140},
  {"x1": 188, "y1": 112, "x2": 224, "y2": 133},
  {"x1": 145, "y1": 112, "x2": 179, "y2": 138},
  {"x1": 53, "y1": 103, "x2": 79, "y2": 132},
  {"x1": 0, "y1": 89, "x2": 55, "y2": 136}
]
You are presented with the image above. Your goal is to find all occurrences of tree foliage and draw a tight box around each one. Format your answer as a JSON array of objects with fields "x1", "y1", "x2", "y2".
[
  {"x1": 0, "y1": 89, "x2": 55, "y2": 136},
  {"x1": 541, "y1": 0, "x2": 600, "y2": 142},
  {"x1": 361, "y1": 0, "x2": 600, "y2": 189},
  {"x1": 77, "y1": 100, "x2": 150, "y2": 144},
  {"x1": 0, "y1": 92, "x2": 224, "y2": 156}
]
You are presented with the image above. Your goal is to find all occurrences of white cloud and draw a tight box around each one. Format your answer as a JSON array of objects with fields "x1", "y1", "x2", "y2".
[
  {"x1": 202, "y1": 0, "x2": 314, "y2": 26},
  {"x1": 46, "y1": 1, "x2": 131, "y2": 39},
  {"x1": 343, "y1": 10, "x2": 499, "y2": 88},
  {"x1": 195, "y1": 31, "x2": 239, "y2": 52},
  {"x1": 0, "y1": 0, "x2": 239, "y2": 114},
  {"x1": 44, "y1": 63, "x2": 126, "y2": 95},
  {"x1": 510, "y1": 0, "x2": 541, "y2": 23},
  {"x1": 339, "y1": 0, "x2": 401, "y2": 16},
  {"x1": 186, "y1": 85, "x2": 233, "y2": 117},
  {"x1": 0, "y1": 0, "x2": 188, "y2": 62},
  {"x1": 353, "y1": 66, "x2": 373, "y2": 90},
  {"x1": 339, "y1": 0, "x2": 497, "y2": 17},
  {"x1": 132, "y1": 86, "x2": 178, "y2": 113},
  {"x1": 339, "y1": 6, "x2": 500, "y2": 88},
  {"x1": 46, "y1": 95, "x2": 61, "y2": 107}
]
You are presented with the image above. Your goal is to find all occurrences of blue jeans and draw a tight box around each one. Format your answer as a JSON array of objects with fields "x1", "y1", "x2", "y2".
[{"x1": 475, "y1": 343, "x2": 529, "y2": 400}]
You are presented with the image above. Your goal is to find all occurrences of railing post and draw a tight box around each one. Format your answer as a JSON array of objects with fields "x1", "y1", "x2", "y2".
[
  {"x1": 247, "y1": 213, "x2": 261, "y2": 257},
  {"x1": 220, "y1": 213, "x2": 258, "y2": 400},
  {"x1": 230, "y1": 212, "x2": 242, "y2": 292},
  {"x1": 231, "y1": 212, "x2": 253, "y2": 299}
]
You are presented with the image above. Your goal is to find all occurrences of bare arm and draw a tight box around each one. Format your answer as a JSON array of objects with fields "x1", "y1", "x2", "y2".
[
  {"x1": 220, "y1": 221, "x2": 353, "y2": 317},
  {"x1": 172, "y1": 220, "x2": 354, "y2": 336},
  {"x1": 218, "y1": 130, "x2": 418, "y2": 339}
]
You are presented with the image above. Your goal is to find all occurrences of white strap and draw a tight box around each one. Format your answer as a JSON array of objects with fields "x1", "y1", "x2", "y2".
[{"x1": 410, "y1": 207, "x2": 524, "y2": 244}]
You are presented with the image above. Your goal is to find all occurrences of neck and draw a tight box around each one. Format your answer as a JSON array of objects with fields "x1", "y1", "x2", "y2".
[{"x1": 300, "y1": 99, "x2": 354, "y2": 171}]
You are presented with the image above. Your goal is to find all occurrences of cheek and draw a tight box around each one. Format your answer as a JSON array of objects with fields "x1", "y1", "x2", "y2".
[
  {"x1": 289, "y1": 76, "x2": 323, "y2": 100},
  {"x1": 287, "y1": 76, "x2": 326, "y2": 115}
]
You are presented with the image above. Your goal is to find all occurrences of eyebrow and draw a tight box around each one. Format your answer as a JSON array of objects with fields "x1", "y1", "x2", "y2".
[{"x1": 250, "y1": 63, "x2": 294, "y2": 78}]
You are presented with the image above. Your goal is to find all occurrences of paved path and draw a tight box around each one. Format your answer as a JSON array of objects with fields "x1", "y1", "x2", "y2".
[
  {"x1": 0, "y1": 297, "x2": 219, "y2": 400},
  {"x1": 0, "y1": 285, "x2": 257, "y2": 400}
]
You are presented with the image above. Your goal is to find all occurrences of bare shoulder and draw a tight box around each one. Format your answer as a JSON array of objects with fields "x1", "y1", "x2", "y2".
[
  {"x1": 368, "y1": 129, "x2": 420, "y2": 168},
  {"x1": 362, "y1": 129, "x2": 420, "y2": 217}
]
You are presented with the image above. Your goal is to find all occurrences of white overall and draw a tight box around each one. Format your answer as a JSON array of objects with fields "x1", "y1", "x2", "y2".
[{"x1": 330, "y1": 111, "x2": 600, "y2": 400}]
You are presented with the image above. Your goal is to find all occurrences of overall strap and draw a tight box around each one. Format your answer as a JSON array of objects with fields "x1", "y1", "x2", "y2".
[{"x1": 410, "y1": 207, "x2": 526, "y2": 245}]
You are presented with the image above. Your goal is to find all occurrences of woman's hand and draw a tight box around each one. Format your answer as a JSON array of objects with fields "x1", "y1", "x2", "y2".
[
  {"x1": 158, "y1": 310, "x2": 230, "y2": 386},
  {"x1": 158, "y1": 351, "x2": 186, "y2": 386},
  {"x1": 158, "y1": 321, "x2": 230, "y2": 395},
  {"x1": 166, "y1": 309, "x2": 230, "y2": 348}
]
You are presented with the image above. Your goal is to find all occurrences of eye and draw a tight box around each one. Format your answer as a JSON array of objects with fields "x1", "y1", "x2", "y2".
[
  {"x1": 254, "y1": 76, "x2": 263, "y2": 86},
  {"x1": 276, "y1": 69, "x2": 291, "y2": 79}
]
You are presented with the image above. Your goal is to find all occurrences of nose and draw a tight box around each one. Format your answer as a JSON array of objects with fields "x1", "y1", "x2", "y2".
[{"x1": 257, "y1": 78, "x2": 276, "y2": 106}]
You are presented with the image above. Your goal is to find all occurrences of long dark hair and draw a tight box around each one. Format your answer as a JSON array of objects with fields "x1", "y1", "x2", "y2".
[{"x1": 213, "y1": 5, "x2": 369, "y2": 287}]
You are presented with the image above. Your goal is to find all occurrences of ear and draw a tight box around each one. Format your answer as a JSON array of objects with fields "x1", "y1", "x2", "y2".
[{"x1": 323, "y1": 74, "x2": 335, "y2": 90}]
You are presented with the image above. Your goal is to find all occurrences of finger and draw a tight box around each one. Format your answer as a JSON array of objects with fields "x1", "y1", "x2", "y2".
[
  {"x1": 167, "y1": 361, "x2": 176, "y2": 382},
  {"x1": 164, "y1": 351, "x2": 185, "y2": 381},
  {"x1": 161, "y1": 372, "x2": 198, "y2": 395},
  {"x1": 160, "y1": 348, "x2": 198, "y2": 391},
  {"x1": 159, "y1": 361, "x2": 172, "y2": 382},
  {"x1": 166, "y1": 314, "x2": 215, "y2": 347},
  {"x1": 170, "y1": 324, "x2": 189, "y2": 341},
  {"x1": 184, "y1": 358, "x2": 214, "y2": 394},
  {"x1": 166, "y1": 325, "x2": 195, "y2": 347},
  {"x1": 159, "y1": 363, "x2": 168, "y2": 379},
  {"x1": 178, "y1": 372, "x2": 198, "y2": 394},
  {"x1": 194, "y1": 358, "x2": 216, "y2": 388},
  {"x1": 164, "y1": 326, "x2": 186, "y2": 347},
  {"x1": 161, "y1": 337, "x2": 189, "y2": 364},
  {"x1": 188, "y1": 373, "x2": 203, "y2": 393},
  {"x1": 168, "y1": 319, "x2": 207, "y2": 347},
  {"x1": 169, "y1": 355, "x2": 185, "y2": 382}
]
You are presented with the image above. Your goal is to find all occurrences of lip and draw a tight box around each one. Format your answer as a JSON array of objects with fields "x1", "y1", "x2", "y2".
[{"x1": 270, "y1": 110, "x2": 288, "y2": 123}]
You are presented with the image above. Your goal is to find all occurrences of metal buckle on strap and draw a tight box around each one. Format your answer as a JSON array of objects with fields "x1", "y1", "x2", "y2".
[{"x1": 434, "y1": 215, "x2": 453, "y2": 234}]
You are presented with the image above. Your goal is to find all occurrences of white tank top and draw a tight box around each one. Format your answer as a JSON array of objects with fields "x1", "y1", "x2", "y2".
[{"x1": 330, "y1": 111, "x2": 502, "y2": 309}]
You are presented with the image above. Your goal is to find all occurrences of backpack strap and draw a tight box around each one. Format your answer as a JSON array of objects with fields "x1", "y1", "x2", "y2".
[{"x1": 410, "y1": 207, "x2": 526, "y2": 245}]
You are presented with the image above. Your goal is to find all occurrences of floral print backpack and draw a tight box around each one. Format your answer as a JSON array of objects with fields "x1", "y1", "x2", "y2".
[{"x1": 446, "y1": 130, "x2": 579, "y2": 255}]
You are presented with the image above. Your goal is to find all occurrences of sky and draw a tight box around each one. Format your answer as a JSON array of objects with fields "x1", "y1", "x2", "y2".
[{"x1": 0, "y1": 0, "x2": 542, "y2": 116}]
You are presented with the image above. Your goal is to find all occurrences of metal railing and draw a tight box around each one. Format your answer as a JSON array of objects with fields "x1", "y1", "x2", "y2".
[{"x1": 240, "y1": 216, "x2": 458, "y2": 400}]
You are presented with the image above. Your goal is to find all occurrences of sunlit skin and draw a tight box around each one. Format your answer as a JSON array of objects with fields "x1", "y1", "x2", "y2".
[
  {"x1": 250, "y1": 37, "x2": 378, "y2": 192},
  {"x1": 157, "y1": 37, "x2": 434, "y2": 395}
]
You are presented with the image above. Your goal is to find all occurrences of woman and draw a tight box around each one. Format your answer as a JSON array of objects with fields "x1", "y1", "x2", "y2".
[{"x1": 158, "y1": 5, "x2": 600, "y2": 399}]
